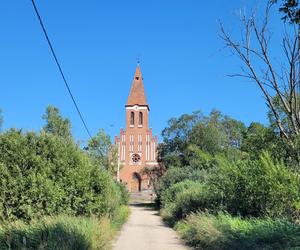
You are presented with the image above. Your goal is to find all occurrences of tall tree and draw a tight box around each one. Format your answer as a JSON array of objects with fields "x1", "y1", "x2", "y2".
[
  {"x1": 158, "y1": 111, "x2": 203, "y2": 167},
  {"x1": 220, "y1": 3, "x2": 300, "y2": 144},
  {"x1": 85, "y1": 129, "x2": 117, "y2": 174},
  {"x1": 189, "y1": 110, "x2": 246, "y2": 154},
  {"x1": 241, "y1": 122, "x2": 276, "y2": 158},
  {"x1": 42, "y1": 105, "x2": 72, "y2": 139},
  {"x1": 158, "y1": 110, "x2": 246, "y2": 167},
  {"x1": 272, "y1": 0, "x2": 300, "y2": 23}
]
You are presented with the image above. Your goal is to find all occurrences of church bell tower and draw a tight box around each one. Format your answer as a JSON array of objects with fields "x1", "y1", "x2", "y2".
[{"x1": 115, "y1": 64, "x2": 158, "y2": 192}]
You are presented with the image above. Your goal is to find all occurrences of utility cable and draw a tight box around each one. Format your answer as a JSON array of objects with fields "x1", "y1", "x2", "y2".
[{"x1": 30, "y1": 0, "x2": 93, "y2": 140}]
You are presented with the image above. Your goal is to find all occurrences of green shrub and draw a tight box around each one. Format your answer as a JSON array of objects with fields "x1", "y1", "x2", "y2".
[
  {"x1": 115, "y1": 182, "x2": 130, "y2": 206},
  {"x1": 156, "y1": 167, "x2": 191, "y2": 202},
  {"x1": 210, "y1": 152, "x2": 300, "y2": 218},
  {"x1": 160, "y1": 180, "x2": 195, "y2": 206},
  {"x1": 156, "y1": 166, "x2": 209, "y2": 205},
  {"x1": 161, "y1": 181, "x2": 219, "y2": 226},
  {"x1": 176, "y1": 212, "x2": 300, "y2": 250},
  {"x1": 159, "y1": 151, "x2": 300, "y2": 222},
  {"x1": 0, "y1": 130, "x2": 122, "y2": 221}
]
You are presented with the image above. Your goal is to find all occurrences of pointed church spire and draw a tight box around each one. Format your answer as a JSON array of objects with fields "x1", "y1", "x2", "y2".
[{"x1": 126, "y1": 64, "x2": 148, "y2": 108}]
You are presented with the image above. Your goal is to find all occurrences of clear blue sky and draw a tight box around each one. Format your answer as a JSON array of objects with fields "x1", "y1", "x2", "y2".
[{"x1": 0, "y1": 1, "x2": 285, "y2": 144}]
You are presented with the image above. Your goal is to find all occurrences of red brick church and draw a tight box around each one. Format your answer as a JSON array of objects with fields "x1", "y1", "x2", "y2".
[{"x1": 115, "y1": 64, "x2": 158, "y2": 192}]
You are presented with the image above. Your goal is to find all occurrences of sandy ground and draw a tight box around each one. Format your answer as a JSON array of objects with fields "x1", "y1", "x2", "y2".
[{"x1": 112, "y1": 204, "x2": 190, "y2": 250}]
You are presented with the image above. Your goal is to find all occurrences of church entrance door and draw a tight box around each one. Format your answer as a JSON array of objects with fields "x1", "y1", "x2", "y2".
[{"x1": 131, "y1": 172, "x2": 141, "y2": 192}]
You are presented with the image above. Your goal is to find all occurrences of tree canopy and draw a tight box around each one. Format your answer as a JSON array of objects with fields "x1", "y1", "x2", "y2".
[
  {"x1": 272, "y1": 0, "x2": 300, "y2": 23},
  {"x1": 158, "y1": 110, "x2": 246, "y2": 168},
  {"x1": 85, "y1": 129, "x2": 118, "y2": 174},
  {"x1": 42, "y1": 105, "x2": 72, "y2": 140},
  {"x1": 220, "y1": 3, "x2": 300, "y2": 145}
]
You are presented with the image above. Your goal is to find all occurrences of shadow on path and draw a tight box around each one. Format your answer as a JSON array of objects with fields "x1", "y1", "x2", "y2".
[
  {"x1": 130, "y1": 202, "x2": 160, "y2": 215},
  {"x1": 113, "y1": 201, "x2": 190, "y2": 250}
]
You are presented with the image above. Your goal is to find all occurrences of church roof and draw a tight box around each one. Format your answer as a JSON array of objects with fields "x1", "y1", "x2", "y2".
[{"x1": 126, "y1": 64, "x2": 148, "y2": 108}]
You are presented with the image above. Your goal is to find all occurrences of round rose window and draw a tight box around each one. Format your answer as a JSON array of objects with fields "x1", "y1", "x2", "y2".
[{"x1": 131, "y1": 153, "x2": 141, "y2": 163}]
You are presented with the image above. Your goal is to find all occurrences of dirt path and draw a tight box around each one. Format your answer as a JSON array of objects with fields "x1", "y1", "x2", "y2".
[{"x1": 113, "y1": 204, "x2": 190, "y2": 250}]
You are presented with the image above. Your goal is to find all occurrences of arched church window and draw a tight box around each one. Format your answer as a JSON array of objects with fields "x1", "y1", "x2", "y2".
[
  {"x1": 139, "y1": 112, "x2": 143, "y2": 125},
  {"x1": 130, "y1": 112, "x2": 134, "y2": 125}
]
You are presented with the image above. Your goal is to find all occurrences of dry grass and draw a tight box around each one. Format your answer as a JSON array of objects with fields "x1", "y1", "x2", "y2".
[{"x1": 0, "y1": 206, "x2": 130, "y2": 250}]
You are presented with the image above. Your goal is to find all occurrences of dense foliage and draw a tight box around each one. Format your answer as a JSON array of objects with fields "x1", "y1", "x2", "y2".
[
  {"x1": 0, "y1": 129, "x2": 124, "y2": 221},
  {"x1": 42, "y1": 105, "x2": 72, "y2": 140},
  {"x1": 160, "y1": 154, "x2": 300, "y2": 226},
  {"x1": 158, "y1": 110, "x2": 246, "y2": 168},
  {"x1": 210, "y1": 153, "x2": 300, "y2": 218},
  {"x1": 85, "y1": 129, "x2": 118, "y2": 174},
  {"x1": 272, "y1": 0, "x2": 300, "y2": 24},
  {"x1": 0, "y1": 106, "x2": 128, "y2": 223},
  {"x1": 156, "y1": 109, "x2": 300, "y2": 248},
  {"x1": 0, "y1": 105, "x2": 129, "y2": 249},
  {"x1": 176, "y1": 212, "x2": 300, "y2": 250}
]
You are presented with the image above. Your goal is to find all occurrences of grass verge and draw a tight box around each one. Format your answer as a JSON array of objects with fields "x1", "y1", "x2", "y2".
[
  {"x1": 0, "y1": 205, "x2": 130, "y2": 250},
  {"x1": 175, "y1": 212, "x2": 300, "y2": 250}
]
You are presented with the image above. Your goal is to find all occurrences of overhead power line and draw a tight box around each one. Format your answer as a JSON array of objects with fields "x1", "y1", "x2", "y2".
[{"x1": 30, "y1": 0, "x2": 93, "y2": 140}]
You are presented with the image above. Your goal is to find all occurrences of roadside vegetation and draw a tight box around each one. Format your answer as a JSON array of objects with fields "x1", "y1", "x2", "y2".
[
  {"x1": 0, "y1": 105, "x2": 129, "y2": 249},
  {"x1": 176, "y1": 213, "x2": 300, "y2": 250},
  {"x1": 153, "y1": 2, "x2": 300, "y2": 249},
  {"x1": 0, "y1": 208, "x2": 129, "y2": 250},
  {"x1": 155, "y1": 108, "x2": 300, "y2": 249}
]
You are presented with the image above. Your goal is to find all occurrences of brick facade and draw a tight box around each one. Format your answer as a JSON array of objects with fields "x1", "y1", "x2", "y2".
[{"x1": 115, "y1": 65, "x2": 158, "y2": 192}]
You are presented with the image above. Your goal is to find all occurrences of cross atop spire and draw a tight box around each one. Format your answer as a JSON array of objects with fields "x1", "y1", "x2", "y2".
[
  {"x1": 137, "y1": 56, "x2": 140, "y2": 65},
  {"x1": 126, "y1": 64, "x2": 148, "y2": 108}
]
